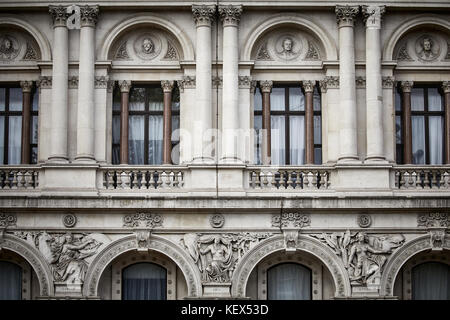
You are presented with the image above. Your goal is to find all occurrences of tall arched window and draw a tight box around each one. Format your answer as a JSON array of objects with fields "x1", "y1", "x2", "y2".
[
  {"x1": 412, "y1": 262, "x2": 450, "y2": 300},
  {"x1": 122, "y1": 262, "x2": 167, "y2": 300},
  {"x1": 267, "y1": 263, "x2": 311, "y2": 300},
  {"x1": 0, "y1": 261, "x2": 22, "y2": 300}
]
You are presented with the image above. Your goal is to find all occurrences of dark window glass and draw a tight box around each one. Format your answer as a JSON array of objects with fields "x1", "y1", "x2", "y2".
[
  {"x1": 0, "y1": 261, "x2": 22, "y2": 300},
  {"x1": 122, "y1": 263, "x2": 167, "y2": 300},
  {"x1": 267, "y1": 263, "x2": 311, "y2": 300},
  {"x1": 412, "y1": 262, "x2": 450, "y2": 300}
]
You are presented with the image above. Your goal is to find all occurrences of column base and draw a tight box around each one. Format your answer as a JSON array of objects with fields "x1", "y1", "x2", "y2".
[
  {"x1": 190, "y1": 156, "x2": 215, "y2": 164},
  {"x1": 364, "y1": 156, "x2": 388, "y2": 164},
  {"x1": 337, "y1": 156, "x2": 361, "y2": 164},
  {"x1": 219, "y1": 156, "x2": 243, "y2": 164},
  {"x1": 47, "y1": 156, "x2": 69, "y2": 163},
  {"x1": 74, "y1": 155, "x2": 96, "y2": 163}
]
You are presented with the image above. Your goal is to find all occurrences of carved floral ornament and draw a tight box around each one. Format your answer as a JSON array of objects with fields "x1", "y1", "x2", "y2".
[
  {"x1": 123, "y1": 212, "x2": 163, "y2": 228},
  {"x1": 192, "y1": 5, "x2": 216, "y2": 26},
  {"x1": 417, "y1": 212, "x2": 449, "y2": 228},
  {"x1": 219, "y1": 5, "x2": 242, "y2": 26},
  {"x1": 272, "y1": 212, "x2": 311, "y2": 228},
  {"x1": 79, "y1": 5, "x2": 99, "y2": 27},
  {"x1": 0, "y1": 213, "x2": 17, "y2": 228},
  {"x1": 335, "y1": 5, "x2": 359, "y2": 26},
  {"x1": 362, "y1": 5, "x2": 385, "y2": 28}
]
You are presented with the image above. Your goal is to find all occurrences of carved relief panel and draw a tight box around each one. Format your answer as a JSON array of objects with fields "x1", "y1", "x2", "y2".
[
  {"x1": 0, "y1": 27, "x2": 40, "y2": 63},
  {"x1": 394, "y1": 29, "x2": 450, "y2": 64},
  {"x1": 252, "y1": 27, "x2": 322, "y2": 64},
  {"x1": 110, "y1": 26, "x2": 181, "y2": 64}
]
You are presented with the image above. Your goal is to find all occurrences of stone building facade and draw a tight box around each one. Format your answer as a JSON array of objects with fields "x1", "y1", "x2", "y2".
[{"x1": 0, "y1": 1, "x2": 449, "y2": 300}]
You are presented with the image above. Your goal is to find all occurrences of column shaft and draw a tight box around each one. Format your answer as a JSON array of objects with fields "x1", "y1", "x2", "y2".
[
  {"x1": 20, "y1": 81, "x2": 33, "y2": 164},
  {"x1": 260, "y1": 81, "x2": 272, "y2": 165},
  {"x1": 119, "y1": 81, "x2": 131, "y2": 164},
  {"x1": 443, "y1": 82, "x2": 450, "y2": 164},
  {"x1": 303, "y1": 81, "x2": 315, "y2": 164},
  {"x1": 401, "y1": 81, "x2": 413, "y2": 164},
  {"x1": 162, "y1": 81, "x2": 174, "y2": 165}
]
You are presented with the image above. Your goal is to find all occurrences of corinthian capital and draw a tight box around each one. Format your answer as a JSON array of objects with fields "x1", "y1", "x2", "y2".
[
  {"x1": 192, "y1": 5, "x2": 216, "y2": 27},
  {"x1": 302, "y1": 80, "x2": 315, "y2": 93},
  {"x1": 219, "y1": 5, "x2": 243, "y2": 26},
  {"x1": 161, "y1": 80, "x2": 174, "y2": 93},
  {"x1": 119, "y1": 80, "x2": 132, "y2": 93},
  {"x1": 442, "y1": 81, "x2": 450, "y2": 93},
  {"x1": 400, "y1": 81, "x2": 413, "y2": 93},
  {"x1": 80, "y1": 5, "x2": 99, "y2": 27},
  {"x1": 20, "y1": 81, "x2": 34, "y2": 93},
  {"x1": 49, "y1": 5, "x2": 69, "y2": 27},
  {"x1": 335, "y1": 5, "x2": 359, "y2": 27},
  {"x1": 362, "y1": 5, "x2": 385, "y2": 28},
  {"x1": 260, "y1": 80, "x2": 273, "y2": 93}
]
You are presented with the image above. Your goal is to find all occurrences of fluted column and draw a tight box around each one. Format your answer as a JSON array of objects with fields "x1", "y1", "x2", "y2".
[
  {"x1": 219, "y1": 5, "x2": 242, "y2": 163},
  {"x1": 336, "y1": 5, "x2": 359, "y2": 162},
  {"x1": 119, "y1": 80, "x2": 131, "y2": 165},
  {"x1": 75, "y1": 5, "x2": 99, "y2": 162},
  {"x1": 260, "y1": 81, "x2": 272, "y2": 165},
  {"x1": 401, "y1": 81, "x2": 413, "y2": 164},
  {"x1": 303, "y1": 80, "x2": 315, "y2": 164},
  {"x1": 192, "y1": 5, "x2": 215, "y2": 163},
  {"x1": 48, "y1": 6, "x2": 69, "y2": 162},
  {"x1": 363, "y1": 5, "x2": 386, "y2": 162},
  {"x1": 20, "y1": 81, "x2": 33, "y2": 164},
  {"x1": 161, "y1": 80, "x2": 174, "y2": 165},
  {"x1": 443, "y1": 81, "x2": 450, "y2": 164}
]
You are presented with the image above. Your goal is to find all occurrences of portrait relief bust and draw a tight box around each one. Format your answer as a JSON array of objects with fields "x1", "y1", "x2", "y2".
[
  {"x1": 274, "y1": 35, "x2": 301, "y2": 60},
  {"x1": 0, "y1": 35, "x2": 20, "y2": 60},
  {"x1": 415, "y1": 35, "x2": 440, "y2": 61},
  {"x1": 142, "y1": 38, "x2": 154, "y2": 54},
  {"x1": 133, "y1": 33, "x2": 161, "y2": 60}
]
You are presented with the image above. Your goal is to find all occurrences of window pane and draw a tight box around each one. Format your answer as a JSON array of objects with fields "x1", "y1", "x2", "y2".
[
  {"x1": 112, "y1": 146, "x2": 120, "y2": 165},
  {"x1": 128, "y1": 115, "x2": 144, "y2": 164},
  {"x1": 9, "y1": 88, "x2": 22, "y2": 111},
  {"x1": 8, "y1": 116, "x2": 22, "y2": 164},
  {"x1": 395, "y1": 116, "x2": 402, "y2": 144},
  {"x1": 289, "y1": 87, "x2": 304, "y2": 111},
  {"x1": 0, "y1": 261, "x2": 22, "y2": 300},
  {"x1": 411, "y1": 88, "x2": 424, "y2": 111},
  {"x1": 31, "y1": 146, "x2": 37, "y2": 164},
  {"x1": 428, "y1": 88, "x2": 442, "y2": 111},
  {"x1": 129, "y1": 88, "x2": 145, "y2": 111},
  {"x1": 171, "y1": 115, "x2": 180, "y2": 142},
  {"x1": 271, "y1": 115, "x2": 285, "y2": 165},
  {"x1": 314, "y1": 115, "x2": 321, "y2": 144},
  {"x1": 148, "y1": 115, "x2": 163, "y2": 165},
  {"x1": 112, "y1": 115, "x2": 120, "y2": 144},
  {"x1": 254, "y1": 87, "x2": 262, "y2": 111},
  {"x1": 314, "y1": 147, "x2": 322, "y2": 165},
  {"x1": 395, "y1": 89, "x2": 401, "y2": 112},
  {"x1": 412, "y1": 262, "x2": 450, "y2": 300},
  {"x1": 0, "y1": 88, "x2": 5, "y2": 111},
  {"x1": 412, "y1": 116, "x2": 425, "y2": 164},
  {"x1": 289, "y1": 116, "x2": 305, "y2": 165},
  {"x1": 113, "y1": 88, "x2": 121, "y2": 111},
  {"x1": 172, "y1": 86, "x2": 180, "y2": 111},
  {"x1": 148, "y1": 88, "x2": 163, "y2": 111},
  {"x1": 31, "y1": 115, "x2": 38, "y2": 144},
  {"x1": 254, "y1": 115, "x2": 262, "y2": 165},
  {"x1": 267, "y1": 263, "x2": 311, "y2": 300},
  {"x1": 271, "y1": 88, "x2": 285, "y2": 111},
  {"x1": 313, "y1": 86, "x2": 321, "y2": 111},
  {"x1": 0, "y1": 116, "x2": 4, "y2": 164},
  {"x1": 32, "y1": 89, "x2": 39, "y2": 111},
  {"x1": 428, "y1": 116, "x2": 443, "y2": 165},
  {"x1": 122, "y1": 263, "x2": 167, "y2": 300}
]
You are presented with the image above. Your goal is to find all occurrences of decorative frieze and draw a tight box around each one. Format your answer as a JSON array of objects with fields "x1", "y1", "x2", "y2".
[
  {"x1": 177, "y1": 76, "x2": 196, "y2": 92},
  {"x1": 68, "y1": 76, "x2": 78, "y2": 89},
  {"x1": 79, "y1": 5, "x2": 99, "y2": 27},
  {"x1": 209, "y1": 214, "x2": 225, "y2": 228},
  {"x1": 382, "y1": 76, "x2": 395, "y2": 89},
  {"x1": 95, "y1": 75, "x2": 109, "y2": 89},
  {"x1": 123, "y1": 212, "x2": 163, "y2": 228},
  {"x1": 192, "y1": 5, "x2": 216, "y2": 27},
  {"x1": 0, "y1": 213, "x2": 17, "y2": 228},
  {"x1": 271, "y1": 212, "x2": 311, "y2": 228},
  {"x1": 238, "y1": 76, "x2": 252, "y2": 89},
  {"x1": 182, "y1": 232, "x2": 272, "y2": 283},
  {"x1": 335, "y1": 5, "x2": 359, "y2": 26},
  {"x1": 362, "y1": 5, "x2": 385, "y2": 28},
  {"x1": 219, "y1": 5, "x2": 243, "y2": 26},
  {"x1": 49, "y1": 5, "x2": 69, "y2": 27},
  {"x1": 418, "y1": 212, "x2": 449, "y2": 228}
]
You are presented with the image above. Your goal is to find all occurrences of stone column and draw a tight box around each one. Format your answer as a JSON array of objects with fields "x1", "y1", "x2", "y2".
[
  {"x1": 303, "y1": 80, "x2": 315, "y2": 164},
  {"x1": 20, "y1": 81, "x2": 33, "y2": 164},
  {"x1": 75, "y1": 5, "x2": 99, "y2": 162},
  {"x1": 192, "y1": 5, "x2": 215, "y2": 163},
  {"x1": 401, "y1": 81, "x2": 413, "y2": 164},
  {"x1": 363, "y1": 5, "x2": 386, "y2": 162},
  {"x1": 335, "y1": 5, "x2": 359, "y2": 162},
  {"x1": 48, "y1": 6, "x2": 69, "y2": 162},
  {"x1": 219, "y1": 5, "x2": 242, "y2": 163},
  {"x1": 443, "y1": 81, "x2": 450, "y2": 164},
  {"x1": 260, "y1": 80, "x2": 273, "y2": 165},
  {"x1": 119, "y1": 80, "x2": 131, "y2": 165},
  {"x1": 161, "y1": 80, "x2": 174, "y2": 165}
]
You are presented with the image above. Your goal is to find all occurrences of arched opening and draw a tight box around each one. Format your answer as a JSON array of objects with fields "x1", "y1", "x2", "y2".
[
  {"x1": 122, "y1": 262, "x2": 167, "y2": 300},
  {"x1": 0, "y1": 261, "x2": 22, "y2": 300},
  {"x1": 267, "y1": 263, "x2": 311, "y2": 300},
  {"x1": 411, "y1": 262, "x2": 450, "y2": 300}
]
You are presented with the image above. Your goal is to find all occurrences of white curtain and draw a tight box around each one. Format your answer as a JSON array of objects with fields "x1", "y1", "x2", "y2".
[
  {"x1": 129, "y1": 115, "x2": 144, "y2": 164},
  {"x1": 129, "y1": 88, "x2": 145, "y2": 111},
  {"x1": 0, "y1": 116, "x2": 4, "y2": 164},
  {"x1": 412, "y1": 262, "x2": 450, "y2": 300},
  {"x1": 267, "y1": 263, "x2": 311, "y2": 300},
  {"x1": 289, "y1": 87, "x2": 304, "y2": 111},
  {"x1": 428, "y1": 88, "x2": 442, "y2": 111},
  {"x1": 149, "y1": 115, "x2": 163, "y2": 165},
  {"x1": 313, "y1": 87, "x2": 321, "y2": 111},
  {"x1": 122, "y1": 263, "x2": 166, "y2": 300},
  {"x1": 411, "y1": 88, "x2": 424, "y2": 111},
  {"x1": 254, "y1": 115, "x2": 262, "y2": 165},
  {"x1": 112, "y1": 115, "x2": 121, "y2": 164},
  {"x1": 428, "y1": 116, "x2": 443, "y2": 164},
  {"x1": 254, "y1": 88, "x2": 262, "y2": 111},
  {"x1": 0, "y1": 88, "x2": 5, "y2": 111},
  {"x1": 271, "y1": 116, "x2": 285, "y2": 165},
  {"x1": 0, "y1": 261, "x2": 22, "y2": 300},
  {"x1": 8, "y1": 116, "x2": 22, "y2": 165},
  {"x1": 270, "y1": 88, "x2": 285, "y2": 111},
  {"x1": 289, "y1": 116, "x2": 305, "y2": 165},
  {"x1": 412, "y1": 116, "x2": 425, "y2": 164},
  {"x1": 9, "y1": 88, "x2": 22, "y2": 111}
]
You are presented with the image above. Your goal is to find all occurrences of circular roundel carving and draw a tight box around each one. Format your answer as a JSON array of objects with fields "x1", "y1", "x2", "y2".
[
  {"x1": 357, "y1": 214, "x2": 372, "y2": 228},
  {"x1": 134, "y1": 33, "x2": 162, "y2": 60},
  {"x1": 415, "y1": 35, "x2": 440, "y2": 61},
  {"x1": 274, "y1": 34, "x2": 302, "y2": 61},
  {"x1": 209, "y1": 214, "x2": 225, "y2": 228},
  {"x1": 62, "y1": 213, "x2": 77, "y2": 228},
  {"x1": 0, "y1": 34, "x2": 20, "y2": 60}
]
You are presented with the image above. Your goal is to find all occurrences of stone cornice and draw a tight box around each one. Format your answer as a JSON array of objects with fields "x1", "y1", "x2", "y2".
[
  {"x1": 80, "y1": 5, "x2": 99, "y2": 27},
  {"x1": 49, "y1": 5, "x2": 69, "y2": 27},
  {"x1": 219, "y1": 5, "x2": 243, "y2": 26},
  {"x1": 335, "y1": 5, "x2": 359, "y2": 27},
  {"x1": 192, "y1": 5, "x2": 216, "y2": 27}
]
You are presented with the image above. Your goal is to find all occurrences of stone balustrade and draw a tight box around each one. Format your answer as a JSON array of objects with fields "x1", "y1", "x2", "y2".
[
  {"x1": 0, "y1": 166, "x2": 40, "y2": 189},
  {"x1": 246, "y1": 166, "x2": 332, "y2": 190},
  {"x1": 394, "y1": 166, "x2": 450, "y2": 189},
  {"x1": 101, "y1": 166, "x2": 186, "y2": 190}
]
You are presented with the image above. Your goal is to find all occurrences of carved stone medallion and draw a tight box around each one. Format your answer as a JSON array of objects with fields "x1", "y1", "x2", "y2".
[
  {"x1": 274, "y1": 35, "x2": 301, "y2": 61},
  {"x1": 0, "y1": 35, "x2": 20, "y2": 60},
  {"x1": 134, "y1": 33, "x2": 162, "y2": 60},
  {"x1": 123, "y1": 212, "x2": 163, "y2": 228},
  {"x1": 415, "y1": 35, "x2": 440, "y2": 61},
  {"x1": 272, "y1": 212, "x2": 311, "y2": 228},
  {"x1": 62, "y1": 213, "x2": 77, "y2": 228},
  {"x1": 0, "y1": 213, "x2": 17, "y2": 227},
  {"x1": 357, "y1": 214, "x2": 372, "y2": 228},
  {"x1": 209, "y1": 214, "x2": 225, "y2": 228}
]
